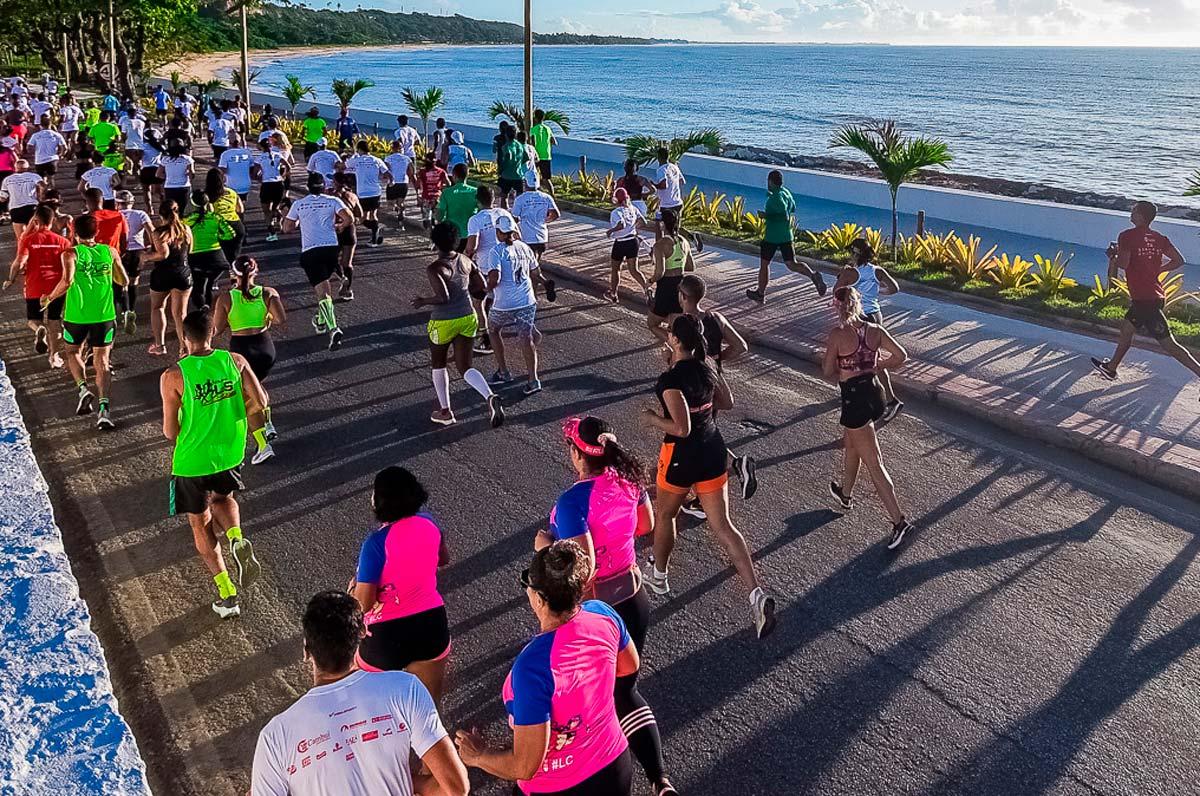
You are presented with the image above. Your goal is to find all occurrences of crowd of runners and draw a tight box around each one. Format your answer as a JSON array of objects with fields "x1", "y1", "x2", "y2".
[{"x1": 3, "y1": 72, "x2": 1194, "y2": 796}]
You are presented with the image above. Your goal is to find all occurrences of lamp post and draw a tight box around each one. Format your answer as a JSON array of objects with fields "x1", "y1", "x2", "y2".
[
  {"x1": 63, "y1": 31, "x2": 70, "y2": 88},
  {"x1": 107, "y1": 0, "x2": 116, "y2": 91},
  {"x1": 523, "y1": 0, "x2": 532, "y2": 131},
  {"x1": 239, "y1": 1, "x2": 250, "y2": 108}
]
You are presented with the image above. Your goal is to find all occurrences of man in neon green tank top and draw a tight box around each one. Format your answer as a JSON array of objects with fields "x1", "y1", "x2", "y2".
[
  {"x1": 41, "y1": 213, "x2": 128, "y2": 431},
  {"x1": 160, "y1": 309, "x2": 268, "y2": 619}
]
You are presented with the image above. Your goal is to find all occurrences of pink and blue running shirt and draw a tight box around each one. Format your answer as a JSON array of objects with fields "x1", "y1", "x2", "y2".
[
  {"x1": 549, "y1": 471, "x2": 648, "y2": 580},
  {"x1": 356, "y1": 513, "x2": 444, "y2": 625},
  {"x1": 502, "y1": 600, "x2": 631, "y2": 794}
]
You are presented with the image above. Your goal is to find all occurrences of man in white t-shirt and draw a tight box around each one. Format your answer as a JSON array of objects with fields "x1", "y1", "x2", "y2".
[
  {"x1": 26, "y1": 117, "x2": 66, "y2": 178},
  {"x1": 344, "y1": 139, "x2": 389, "y2": 246},
  {"x1": 654, "y1": 147, "x2": 704, "y2": 253},
  {"x1": 383, "y1": 139, "x2": 415, "y2": 221},
  {"x1": 217, "y1": 133, "x2": 255, "y2": 199},
  {"x1": 464, "y1": 185, "x2": 512, "y2": 356},
  {"x1": 29, "y1": 94, "x2": 52, "y2": 126},
  {"x1": 510, "y1": 170, "x2": 560, "y2": 266},
  {"x1": 119, "y1": 110, "x2": 146, "y2": 172},
  {"x1": 485, "y1": 214, "x2": 545, "y2": 395},
  {"x1": 305, "y1": 138, "x2": 342, "y2": 189},
  {"x1": 79, "y1": 151, "x2": 120, "y2": 206},
  {"x1": 251, "y1": 591, "x2": 468, "y2": 796},
  {"x1": 208, "y1": 112, "x2": 235, "y2": 161},
  {"x1": 282, "y1": 173, "x2": 355, "y2": 350},
  {"x1": 392, "y1": 114, "x2": 420, "y2": 159},
  {"x1": 0, "y1": 161, "x2": 44, "y2": 237},
  {"x1": 251, "y1": 138, "x2": 289, "y2": 241}
]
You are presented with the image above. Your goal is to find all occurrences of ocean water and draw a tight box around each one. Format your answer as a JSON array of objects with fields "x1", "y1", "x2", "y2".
[{"x1": 255, "y1": 44, "x2": 1200, "y2": 207}]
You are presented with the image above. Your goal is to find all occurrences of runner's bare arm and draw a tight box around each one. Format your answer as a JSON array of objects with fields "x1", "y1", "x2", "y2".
[
  {"x1": 110, "y1": 247, "x2": 129, "y2": 286},
  {"x1": 464, "y1": 234, "x2": 478, "y2": 260},
  {"x1": 877, "y1": 266, "x2": 900, "y2": 295},
  {"x1": 412, "y1": 263, "x2": 449, "y2": 309},
  {"x1": 4, "y1": 245, "x2": 27, "y2": 289},
  {"x1": 876, "y1": 327, "x2": 909, "y2": 372},
  {"x1": 616, "y1": 638, "x2": 641, "y2": 678},
  {"x1": 642, "y1": 389, "x2": 691, "y2": 438},
  {"x1": 714, "y1": 311, "x2": 748, "y2": 363},
  {"x1": 140, "y1": 229, "x2": 168, "y2": 264},
  {"x1": 42, "y1": 249, "x2": 76, "y2": 305},
  {"x1": 456, "y1": 723, "x2": 550, "y2": 782},
  {"x1": 713, "y1": 371, "x2": 734, "y2": 412},
  {"x1": 822, "y1": 330, "x2": 841, "y2": 383},
  {"x1": 835, "y1": 265, "x2": 857, "y2": 291},
  {"x1": 159, "y1": 368, "x2": 182, "y2": 441},
  {"x1": 351, "y1": 581, "x2": 377, "y2": 614},
  {"x1": 211, "y1": 293, "x2": 230, "y2": 338},
  {"x1": 232, "y1": 352, "x2": 267, "y2": 418},
  {"x1": 1163, "y1": 239, "x2": 1186, "y2": 272},
  {"x1": 266, "y1": 288, "x2": 286, "y2": 330},
  {"x1": 414, "y1": 736, "x2": 469, "y2": 796}
]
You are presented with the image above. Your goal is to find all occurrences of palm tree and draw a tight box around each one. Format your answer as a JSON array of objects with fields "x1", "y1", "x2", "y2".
[
  {"x1": 830, "y1": 120, "x2": 953, "y2": 258},
  {"x1": 277, "y1": 74, "x2": 317, "y2": 118},
  {"x1": 624, "y1": 129, "x2": 724, "y2": 166},
  {"x1": 330, "y1": 78, "x2": 375, "y2": 111},
  {"x1": 169, "y1": 71, "x2": 184, "y2": 92},
  {"x1": 402, "y1": 86, "x2": 445, "y2": 146},
  {"x1": 1185, "y1": 170, "x2": 1200, "y2": 196},
  {"x1": 230, "y1": 66, "x2": 264, "y2": 91},
  {"x1": 487, "y1": 101, "x2": 571, "y2": 135}
]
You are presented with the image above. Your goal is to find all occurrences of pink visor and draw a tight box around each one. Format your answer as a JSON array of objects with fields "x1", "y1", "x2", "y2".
[{"x1": 562, "y1": 417, "x2": 606, "y2": 457}]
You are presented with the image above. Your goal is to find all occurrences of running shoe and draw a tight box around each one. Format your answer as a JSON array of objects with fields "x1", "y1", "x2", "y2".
[
  {"x1": 734, "y1": 455, "x2": 758, "y2": 500},
  {"x1": 544, "y1": 279, "x2": 557, "y2": 303},
  {"x1": 655, "y1": 782, "x2": 679, "y2": 796},
  {"x1": 523, "y1": 379, "x2": 542, "y2": 395},
  {"x1": 473, "y1": 334, "x2": 493, "y2": 355},
  {"x1": 48, "y1": 353, "x2": 63, "y2": 369},
  {"x1": 230, "y1": 537, "x2": 262, "y2": 589},
  {"x1": 489, "y1": 369, "x2": 513, "y2": 385},
  {"x1": 123, "y1": 310, "x2": 136, "y2": 335},
  {"x1": 752, "y1": 590, "x2": 777, "y2": 640},
  {"x1": 812, "y1": 272, "x2": 828, "y2": 297},
  {"x1": 603, "y1": 290, "x2": 619, "y2": 304},
  {"x1": 311, "y1": 314, "x2": 328, "y2": 334},
  {"x1": 430, "y1": 407, "x2": 457, "y2": 426},
  {"x1": 34, "y1": 326, "x2": 47, "y2": 354},
  {"x1": 338, "y1": 284, "x2": 355, "y2": 301},
  {"x1": 96, "y1": 407, "x2": 115, "y2": 431},
  {"x1": 328, "y1": 328, "x2": 344, "y2": 351},
  {"x1": 76, "y1": 389, "x2": 95, "y2": 415},
  {"x1": 1090, "y1": 356, "x2": 1118, "y2": 381},
  {"x1": 211, "y1": 595, "x2": 241, "y2": 619},
  {"x1": 745, "y1": 288, "x2": 765, "y2": 304},
  {"x1": 829, "y1": 482, "x2": 853, "y2": 512},
  {"x1": 880, "y1": 399, "x2": 904, "y2": 424},
  {"x1": 264, "y1": 421, "x2": 278, "y2": 442},
  {"x1": 265, "y1": 233, "x2": 279, "y2": 242},
  {"x1": 645, "y1": 564, "x2": 670, "y2": 596},
  {"x1": 374, "y1": 227, "x2": 384, "y2": 246},
  {"x1": 888, "y1": 519, "x2": 913, "y2": 550},
  {"x1": 680, "y1": 499, "x2": 706, "y2": 520},
  {"x1": 488, "y1": 394, "x2": 505, "y2": 428},
  {"x1": 251, "y1": 445, "x2": 275, "y2": 465},
  {"x1": 147, "y1": 343, "x2": 168, "y2": 356},
  {"x1": 644, "y1": 286, "x2": 654, "y2": 306},
  {"x1": 693, "y1": 233, "x2": 705, "y2": 253}
]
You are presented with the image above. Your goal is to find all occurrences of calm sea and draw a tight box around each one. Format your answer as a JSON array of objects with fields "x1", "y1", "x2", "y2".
[{"x1": 254, "y1": 44, "x2": 1200, "y2": 207}]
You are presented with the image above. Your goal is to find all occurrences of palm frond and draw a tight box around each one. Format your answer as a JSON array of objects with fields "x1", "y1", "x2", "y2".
[
  {"x1": 1185, "y1": 169, "x2": 1200, "y2": 197},
  {"x1": 403, "y1": 86, "x2": 445, "y2": 118},
  {"x1": 626, "y1": 129, "x2": 724, "y2": 166},
  {"x1": 276, "y1": 74, "x2": 317, "y2": 111},
  {"x1": 831, "y1": 121, "x2": 952, "y2": 190},
  {"x1": 331, "y1": 77, "x2": 375, "y2": 108},
  {"x1": 488, "y1": 102, "x2": 571, "y2": 135}
]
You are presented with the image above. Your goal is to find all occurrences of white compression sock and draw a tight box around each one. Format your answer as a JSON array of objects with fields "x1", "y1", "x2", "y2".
[
  {"x1": 432, "y1": 368, "x2": 451, "y2": 409},
  {"x1": 463, "y1": 367, "x2": 494, "y2": 399}
]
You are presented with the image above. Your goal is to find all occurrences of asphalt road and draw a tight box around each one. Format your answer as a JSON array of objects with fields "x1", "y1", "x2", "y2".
[{"x1": 4, "y1": 154, "x2": 1200, "y2": 796}]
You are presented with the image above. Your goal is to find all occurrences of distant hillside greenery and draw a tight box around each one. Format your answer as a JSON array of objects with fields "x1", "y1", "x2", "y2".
[{"x1": 191, "y1": 3, "x2": 681, "y2": 50}]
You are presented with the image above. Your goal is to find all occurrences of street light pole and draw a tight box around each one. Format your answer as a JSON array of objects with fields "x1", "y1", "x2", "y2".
[
  {"x1": 240, "y1": 2, "x2": 250, "y2": 108},
  {"x1": 108, "y1": 0, "x2": 116, "y2": 91},
  {"x1": 63, "y1": 31, "x2": 70, "y2": 88},
  {"x1": 523, "y1": 0, "x2": 532, "y2": 132}
]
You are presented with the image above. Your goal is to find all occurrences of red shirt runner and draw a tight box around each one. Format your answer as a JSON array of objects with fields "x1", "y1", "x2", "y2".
[
  {"x1": 90, "y1": 208, "x2": 128, "y2": 253},
  {"x1": 1118, "y1": 227, "x2": 1173, "y2": 301},
  {"x1": 418, "y1": 166, "x2": 448, "y2": 204},
  {"x1": 18, "y1": 229, "x2": 69, "y2": 298}
]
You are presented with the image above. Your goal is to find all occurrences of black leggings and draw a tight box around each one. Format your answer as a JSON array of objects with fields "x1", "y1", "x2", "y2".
[
  {"x1": 229, "y1": 332, "x2": 276, "y2": 381},
  {"x1": 612, "y1": 588, "x2": 667, "y2": 787},
  {"x1": 219, "y1": 219, "x2": 246, "y2": 263},
  {"x1": 515, "y1": 749, "x2": 632, "y2": 795},
  {"x1": 189, "y1": 249, "x2": 228, "y2": 310}
]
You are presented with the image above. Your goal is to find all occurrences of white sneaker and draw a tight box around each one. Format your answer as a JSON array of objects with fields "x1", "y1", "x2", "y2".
[
  {"x1": 751, "y1": 589, "x2": 777, "y2": 639},
  {"x1": 251, "y1": 445, "x2": 275, "y2": 465},
  {"x1": 211, "y1": 595, "x2": 241, "y2": 619},
  {"x1": 646, "y1": 564, "x2": 670, "y2": 596}
]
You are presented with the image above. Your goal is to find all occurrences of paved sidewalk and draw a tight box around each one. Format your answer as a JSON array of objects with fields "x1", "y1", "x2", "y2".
[{"x1": 535, "y1": 213, "x2": 1200, "y2": 493}]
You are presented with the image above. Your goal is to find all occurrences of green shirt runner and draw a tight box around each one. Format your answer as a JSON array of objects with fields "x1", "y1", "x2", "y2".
[
  {"x1": 64, "y1": 243, "x2": 116, "y2": 325},
  {"x1": 301, "y1": 117, "x2": 326, "y2": 144},
  {"x1": 228, "y1": 286, "x2": 268, "y2": 332},
  {"x1": 530, "y1": 123, "x2": 553, "y2": 161},
  {"x1": 88, "y1": 121, "x2": 121, "y2": 152},
  {"x1": 762, "y1": 185, "x2": 797, "y2": 245},
  {"x1": 185, "y1": 213, "x2": 235, "y2": 253},
  {"x1": 498, "y1": 139, "x2": 527, "y2": 182},
  {"x1": 172, "y1": 350, "x2": 248, "y2": 478},
  {"x1": 437, "y1": 182, "x2": 480, "y2": 238}
]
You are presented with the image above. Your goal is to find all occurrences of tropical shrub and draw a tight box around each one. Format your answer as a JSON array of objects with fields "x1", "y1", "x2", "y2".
[
  {"x1": 721, "y1": 196, "x2": 746, "y2": 232},
  {"x1": 893, "y1": 234, "x2": 927, "y2": 264},
  {"x1": 1030, "y1": 252, "x2": 1078, "y2": 296},
  {"x1": 743, "y1": 213, "x2": 767, "y2": 238},
  {"x1": 550, "y1": 173, "x2": 574, "y2": 195},
  {"x1": 331, "y1": 77, "x2": 375, "y2": 110},
  {"x1": 696, "y1": 191, "x2": 726, "y2": 226},
  {"x1": 1087, "y1": 275, "x2": 1127, "y2": 309},
  {"x1": 808, "y1": 222, "x2": 865, "y2": 253},
  {"x1": 576, "y1": 170, "x2": 603, "y2": 199},
  {"x1": 943, "y1": 235, "x2": 998, "y2": 282},
  {"x1": 989, "y1": 254, "x2": 1036, "y2": 290},
  {"x1": 402, "y1": 86, "x2": 446, "y2": 144},
  {"x1": 915, "y1": 231, "x2": 960, "y2": 266},
  {"x1": 1186, "y1": 169, "x2": 1200, "y2": 197},
  {"x1": 1115, "y1": 271, "x2": 1197, "y2": 310},
  {"x1": 679, "y1": 186, "x2": 704, "y2": 223},
  {"x1": 625, "y1": 129, "x2": 724, "y2": 166}
]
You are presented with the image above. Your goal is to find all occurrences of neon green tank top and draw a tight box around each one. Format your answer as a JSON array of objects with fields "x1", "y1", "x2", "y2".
[
  {"x1": 228, "y1": 285, "x2": 269, "y2": 332},
  {"x1": 64, "y1": 243, "x2": 116, "y2": 324},
  {"x1": 171, "y1": 350, "x2": 248, "y2": 477},
  {"x1": 665, "y1": 236, "x2": 690, "y2": 274}
]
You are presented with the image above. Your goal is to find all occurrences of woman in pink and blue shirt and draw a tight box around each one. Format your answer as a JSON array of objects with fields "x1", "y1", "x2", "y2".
[
  {"x1": 531, "y1": 417, "x2": 676, "y2": 795},
  {"x1": 352, "y1": 466, "x2": 452, "y2": 701},
  {"x1": 456, "y1": 540, "x2": 637, "y2": 795}
]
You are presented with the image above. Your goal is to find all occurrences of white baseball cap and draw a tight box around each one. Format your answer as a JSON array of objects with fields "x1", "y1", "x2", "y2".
[{"x1": 496, "y1": 214, "x2": 517, "y2": 234}]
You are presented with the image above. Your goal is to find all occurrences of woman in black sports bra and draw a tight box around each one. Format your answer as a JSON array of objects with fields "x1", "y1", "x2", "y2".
[{"x1": 822, "y1": 285, "x2": 913, "y2": 549}]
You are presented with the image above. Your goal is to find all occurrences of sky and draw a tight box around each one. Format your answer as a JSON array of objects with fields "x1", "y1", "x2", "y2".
[{"x1": 326, "y1": 0, "x2": 1200, "y2": 46}]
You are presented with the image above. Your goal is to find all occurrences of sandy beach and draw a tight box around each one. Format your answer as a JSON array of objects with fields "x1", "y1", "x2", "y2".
[{"x1": 162, "y1": 43, "x2": 421, "y2": 83}]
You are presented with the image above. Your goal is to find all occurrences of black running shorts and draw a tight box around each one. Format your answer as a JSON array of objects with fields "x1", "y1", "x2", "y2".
[
  {"x1": 34, "y1": 161, "x2": 57, "y2": 178},
  {"x1": 300, "y1": 245, "x2": 339, "y2": 287},
  {"x1": 149, "y1": 264, "x2": 192, "y2": 292},
  {"x1": 1126, "y1": 299, "x2": 1171, "y2": 340},
  {"x1": 259, "y1": 181, "x2": 284, "y2": 204},
  {"x1": 386, "y1": 183, "x2": 408, "y2": 201},
  {"x1": 611, "y1": 238, "x2": 638, "y2": 262},
  {"x1": 651, "y1": 274, "x2": 684, "y2": 318},
  {"x1": 62, "y1": 320, "x2": 115, "y2": 347},
  {"x1": 357, "y1": 605, "x2": 451, "y2": 671},
  {"x1": 26, "y1": 296, "x2": 64, "y2": 321},
  {"x1": 839, "y1": 373, "x2": 886, "y2": 429},
  {"x1": 359, "y1": 195, "x2": 380, "y2": 212},
  {"x1": 169, "y1": 467, "x2": 244, "y2": 517},
  {"x1": 760, "y1": 240, "x2": 795, "y2": 262},
  {"x1": 10, "y1": 204, "x2": 35, "y2": 225}
]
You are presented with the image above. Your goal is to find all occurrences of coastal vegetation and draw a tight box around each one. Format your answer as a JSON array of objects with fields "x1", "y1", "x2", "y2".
[
  {"x1": 277, "y1": 74, "x2": 317, "y2": 117},
  {"x1": 331, "y1": 77, "x2": 375, "y2": 111},
  {"x1": 488, "y1": 102, "x2": 571, "y2": 135},
  {"x1": 403, "y1": 87, "x2": 446, "y2": 145},
  {"x1": 1185, "y1": 171, "x2": 1200, "y2": 196},
  {"x1": 625, "y1": 130, "x2": 725, "y2": 165}
]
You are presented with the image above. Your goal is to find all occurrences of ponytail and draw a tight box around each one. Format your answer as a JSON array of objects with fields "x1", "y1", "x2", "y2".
[
  {"x1": 670, "y1": 314, "x2": 707, "y2": 363},
  {"x1": 567, "y1": 416, "x2": 649, "y2": 488},
  {"x1": 231, "y1": 255, "x2": 256, "y2": 301}
]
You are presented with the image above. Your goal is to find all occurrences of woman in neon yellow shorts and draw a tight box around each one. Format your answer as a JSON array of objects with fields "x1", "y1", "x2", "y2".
[{"x1": 411, "y1": 221, "x2": 505, "y2": 429}]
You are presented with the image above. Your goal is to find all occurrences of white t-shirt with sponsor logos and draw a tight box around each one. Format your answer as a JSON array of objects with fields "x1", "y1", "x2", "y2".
[
  {"x1": 251, "y1": 670, "x2": 446, "y2": 796},
  {"x1": 58, "y1": 104, "x2": 82, "y2": 132},
  {"x1": 0, "y1": 171, "x2": 43, "y2": 208},
  {"x1": 27, "y1": 129, "x2": 66, "y2": 164},
  {"x1": 466, "y1": 208, "x2": 513, "y2": 270},
  {"x1": 345, "y1": 153, "x2": 388, "y2": 199},
  {"x1": 510, "y1": 190, "x2": 559, "y2": 245},
  {"x1": 655, "y1": 162, "x2": 684, "y2": 208},
  {"x1": 218, "y1": 147, "x2": 255, "y2": 195},
  {"x1": 392, "y1": 125, "x2": 420, "y2": 158},
  {"x1": 286, "y1": 193, "x2": 349, "y2": 251},
  {"x1": 81, "y1": 167, "x2": 119, "y2": 200},
  {"x1": 384, "y1": 152, "x2": 413, "y2": 185}
]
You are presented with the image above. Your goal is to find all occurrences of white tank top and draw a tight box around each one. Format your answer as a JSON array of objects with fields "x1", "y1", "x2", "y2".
[{"x1": 856, "y1": 263, "x2": 881, "y2": 315}]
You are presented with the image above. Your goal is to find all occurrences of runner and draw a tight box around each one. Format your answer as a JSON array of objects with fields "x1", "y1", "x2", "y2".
[
  {"x1": 411, "y1": 221, "x2": 503, "y2": 428},
  {"x1": 464, "y1": 185, "x2": 511, "y2": 356},
  {"x1": 3, "y1": 204, "x2": 68, "y2": 368},
  {"x1": 529, "y1": 109, "x2": 557, "y2": 193},
  {"x1": 642, "y1": 314, "x2": 776, "y2": 638},
  {"x1": 40, "y1": 188, "x2": 74, "y2": 237},
  {"x1": 42, "y1": 213, "x2": 128, "y2": 429},
  {"x1": 435, "y1": 164, "x2": 477, "y2": 252},
  {"x1": 330, "y1": 171, "x2": 362, "y2": 301},
  {"x1": 141, "y1": 199, "x2": 193, "y2": 358},
  {"x1": 117, "y1": 190, "x2": 153, "y2": 335},
  {"x1": 445, "y1": 130, "x2": 475, "y2": 174},
  {"x1": 616, "y1": 159, "x2": 654, "y2": 217},
  {"x1": 118, "y1": 106, "x2": 145, "y2": 177},
  {"x1": 344, "y1": 139, "x2": 388, "y2": 247},
  {"x1": 205, "y1": 167, "x2": 245, "y2": 264},
  {"x1": 416, "y1": 151, "x2": 450, "y2": 229},
  {"x1": 212, "y1": 255, "x2": 284, "y2": 465},
  {"x1": 164, "y1": 114, "x2": 193, "y2": 155},
  {"x1": 1091, "y1": 200, "x2": 1200, "y2": 387},
  {"x1": 823, "y1": 285, "x2": 913, "y2": 548},
  {"x1": 161, "y1": 308, "x2": 265, "y2": 618},
  {"x1": 349, "y1": 467, "x2": 452, "y2": 699},
  {"x1": 0, "y1": 135, "x2": 15, "y2": 225},
  {"x1": 605, "y1": 187, "x2": 651, "y2": 304},
  {"x1": 300, "y1": 107, "x2": 326, "y2": 162},
  {"x1": 304, "y1": 137, "x2": 341, "y2": 189},
  {"x1": 495, "y1": 125, "x2": 528, "y2": 210},
  {"x1": 152, "y1": 83, "x2": 170, "y2": 124},
  {"x1": 486, "y1": 215, "x2": 546, "y2": 394},
  {"x1": 251, "y1": 136, "x2": 289, "y2": 242},
  {"x1": 183, "y1": 188, "x2": 235, "y2": 309},
  {"x1": 85, "y1": 110, "x2": 121, "y2": 162},
  {"x1": 281, "y1": 172, "x2": 354, "y2": 350},
  {"x1": 539, "y1": 417, "x2": 678, "y2": 796},
  {"x1": 0, "y1": 159, "x2": 44, "y2": 238},
  {"x1": 157, "y1": 141, "x2": 195, "y2": 213},
  {"x1": 334, "y1": 106, "x2": 359, "y2": 152},
  {"x1": 510, "y1": 169, "x2": 560, "y2": 272},
  {"x1": 392, "y1": 114, "x2": 419, "y2": 159},
  {"x1": 26, "y1": 115, "x2": 66, "y2": 179},
  {"x1": 383, "y1": 138, "x2": 415, "y2": 227},
  {"x1": 646, "y1": 209, "x2": 694, "y2": 342},
  {"x1": 57, "y1": 93, "x2": 82, "y2": 148},
  {"x1": 455, "y1": 541, "x2": 636, "y2": 796},
  {"x1": 834, "y1": 237, "x2": 902, "y2": 421},
  {"x1": 139, "y1": 127, "x2": 165, "y2": 213},
  {"x1": 207, "y1": 103, "x2": 234, "y2": 162},
  {"x1": 746, "y1": 169, "x2": 827, "y2": 303},
  {"x1": 431, "y1": 117, "x2": 449, "y2": 164},
  {"x1": 251, "y1": 590, "x2": 469, "y2": 796},
  {"x1": 653, "y1": 148, "x2": 703, "y2": 252},
  {"x1": 217, "y1": 132, "x2": 255, "y2": 204},
  {"x1": 101, "y1": 141, "x2": 130, "y2": 192}
]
